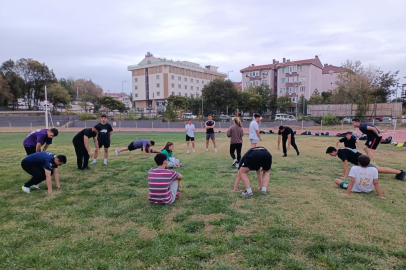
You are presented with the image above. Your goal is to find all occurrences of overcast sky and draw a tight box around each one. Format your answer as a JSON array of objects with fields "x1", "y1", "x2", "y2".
[{"x1": 1, "y1": 0, "x2": 405, "y2": 96}]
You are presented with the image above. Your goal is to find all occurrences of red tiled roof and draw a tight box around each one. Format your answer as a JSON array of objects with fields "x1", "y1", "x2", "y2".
[
  {"x1": 233, "y1": 82, "x2": 242, "y2": 90},
  {"x1": 322, "y1": 65, "x2": 344, "y2": 74},
  {"x1": 240, "y1": 64, "x2": 276, "y2": 72},
  {"x1": 276, "y1": 57, "x2": 324, "y2": 69}
]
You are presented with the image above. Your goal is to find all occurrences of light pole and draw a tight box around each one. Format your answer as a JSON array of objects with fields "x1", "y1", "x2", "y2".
[
  {"x1": 227, "y1": 70, "x2": 234, "y2": 81},
  {"x1": 122, "y1": 80, "x2": 127, "y2": 94}
]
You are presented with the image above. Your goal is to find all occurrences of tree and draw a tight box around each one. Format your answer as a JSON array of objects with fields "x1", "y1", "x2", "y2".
[
  {"x1": 164, "y1": 102, "x2": 177, "y2": 121},
  {"x1": 248, "y1": 94, "x2": 263, "y2": 114},
  {"x1": 187, "y1": 96, "x2": 202, "y2": 115},
  {"x1": 297, "y1": 94, "x2": 308, "y2": 115},
  {"x1": 0, "y1": 75, "x2": 13, "y2": 105},
  {"x1": 73, "y1": 78, "x2": 103, "y2": 110},
  {"x1": 202, "y1": 79, "x2": 238, "y2": 115},
  {"x1": 47, "y1": 83, "x2": 71, "y2": 112},
  {"x1": 321, "y1": 91, "x2": 332, "y2": 103},
  {"x1": 308, "y1": 91, "x2": 324, "y2": 105},
  {"x1": 167, "y1": 95, "x2": 189, "y2": 115},
  {"x1": 59, "y1": 77, "x2": 76, "y2": 99},
  {"x1": 99, "y1": 96, "x2": 126, "y2": 112},
  {"x1": 0, "y1": 60, "x2": 25, "y2": 108},
  {"x1": 237, "y1": 91, "x2": 253, "y2": 116},
  {"x1": 276, "y1": 96, "x2": 292, "y2": 113}
]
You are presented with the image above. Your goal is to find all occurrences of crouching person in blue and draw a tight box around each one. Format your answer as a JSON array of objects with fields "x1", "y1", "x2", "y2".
[{"x1": 21, "y1": 152, "x2": 67, "y2": 194}]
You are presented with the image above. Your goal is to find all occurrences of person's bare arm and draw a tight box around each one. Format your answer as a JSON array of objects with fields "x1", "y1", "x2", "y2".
[
  {"x1": 367, "y1": 126, "x2": 381, "y2": 137},
  {"x1": 177, "y1": 173, "x2": 184, "y2": 180},
  {"x1": 45, "y1": 169, "x2": 53, "y2": 193},
  {"x1": 277, "y1": 135, "x2": 281, "y2": 149},
  {"x1": 373, "y1": 179, "x2": 385, "y2": 199},
  {"x1": 356, "y1": 140, "x2": 359, "y2": 150},
  {"x1": 233, "y1": 170, "x2": 241, "y2": 191},
  {"x1": 84, "y1": 136, "x2": 93, "y2": 157},
  {"x1": 42, "y1": 144, "x2": 50, "y2": 152},
  {"x1": 93, "y1": 137, "x2": 100, "y2": 154},
  {"x1": 36, "y1": 142, "x2": 42, "y2": 152},
  {"x1": 256, "y1": 130, "x2": 262, "y2": 141},
  {"x1": 342, "y1": 160, "x2": 349, "y2": 178},
  {"x1": 53, "y1": 168, "x2": 60, "y2": 188},
  {"x1": 344, "y1": 176, "x2": 355, "y2": 196},
  {"x1": 335, "y1": 140, "x2": 340, "y2": 148},
  {"x1": 142, "y1": 146, "x2": 146, "y2": 156}
]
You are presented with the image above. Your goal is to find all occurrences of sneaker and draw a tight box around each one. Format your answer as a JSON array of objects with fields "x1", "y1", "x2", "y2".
[
  {"x1": 261, "y1": 190, "x2": 267, "y2": 195},
  {"x1": 115, "y1": 149, "x2": 119, "y2": 156},
  {"x1": 176, "y1": 191, "x2": 181, "y2": 197},
  {"x1": 396, "y1": 170, "x2": 406, "y2": 181},
  {"x1": 78, "y1": 168, "x2": 83, "y2": 171},
  {"x1": 232, "y1": 159, "x2": 238, "y2": 167},
  {"x1": 235, "y1": 163, "x2": 239, "y2": 168},
  {"x1": 22, "y1": 186, "x2": 30, "y2": 194},
  {"x1": 215, "y1": 148, "x2": 217, "y2": 153},
  {"x1": 193, "y1": 149, "x2": 195, "y2": 153},
  {"x1": 83, "y1": 167, "x2": 90, "y2": 170},
  {"x1": 283, "y1": 154, "x2": 287, "y2": 157},
  {"x1": 205, "y1": 149, "x2": 208, "y2": 152},
  {"x1": 104, "y1": 160, "x2": 107, "y2": 165},
  {"x1": 187, "y1": 150, "x2": 190, "y2": 154},
  {"x1": 30, "y1": 184, "x2": 40, "y2": 190},
  {"x1": 242, "y1": 190, "x2": 253, "y2": 197},
  {"x1": 297, "y1": 151, "x2": 300, "y2": 156},
  {"x1": 90, "y1": 161, "x2": 97, "y2": 164}
]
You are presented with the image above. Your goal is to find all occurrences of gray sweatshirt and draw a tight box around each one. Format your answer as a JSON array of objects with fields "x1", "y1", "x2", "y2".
[{"x1": 227, "y1": 124, "x2": 244, "y2": 144}]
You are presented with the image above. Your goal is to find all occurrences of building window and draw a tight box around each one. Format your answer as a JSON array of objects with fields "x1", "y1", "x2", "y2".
[
  {"x1": 191, "y1": 79, "x2": 193, "y2": 83},
  {"x1": 178, "y1": 68, "x2": 181, "y2": 73},
  {"x1": 300, "y1": 86, "x2": 306, "y2": 92},
  {"x1": 134, "y1": 71, "x2": 138, "y2": 75},
  {"x1": 185, "y1": 93, "x2": 188, "y2": 97},
  {"x1": 255, "y1": 80, "x2": 260, "y2": 86},
  {"x1": 171, "y1": 83, "x2": 174, "y2": 88},
  {"x1": 185, "y1": 85, "x2": 187, "y2": 90},
  {"x1": 172, "y1": 91, "x2": 175, "y2": 95},
  {"x1": 197, "y1": 79, "x2": 199, "y2": 84},
  {"x1": 157, "y1": 92, "x2": 160, "y2": 96},
  {"x1": 135, "y1": 94, "x2": 138, "y2": 97},
  {"x1": 202, "y1": 73, "x2": 204, "y2": 78},
  {"x1": 202, "y1": 80, "x2": 204, "y2": 85},
  {"x1": 178, "y1": 76, "x2": 181, "y2": 81},
  {"x1": 262, "y1": 80, "x2": 268, "y2": 85},
  {"x1": 207, "y1": 74, "x2": 209, "y2": 79},
  {"x1": 171, "y1": 67, "x2": 174, "y2": 72},
  {"x1": 134, "y1": 78, "x2": 138, "y2": 82},
  {"x1": 178, "y1": 92, "x2": 181, "y2": 96},
  {"x1": 190, "y1": 71, "x2": 193, "y2": 76},
  {"x1": 196, "y1": 93, "x2": 199, "y2": 98},
  {"x1": 300, "y1": 66, "x2": 307, "y2": 72},
  {"x1": 156, "y1": 67, "x2": 159, "y2": 71},
  {"x1": 184, "y1": 70, "x2": 187, "y2": 75},
  {"x1": 171, "y1": 75, "x2": 174, "y2": 80},
  {"x1": 147, "y1": 61, "x2": 151, "y2": 64},
  {"x1": 184, "y1": 78, "x2": 187, "y2": 82},
  {"x1": 135, "y1": 86, "x2": 138, "y2": 90},
  {"x1": 279, "y1": 87, "x2": 286, "y2": 93},
  {"x1": 156, "y1": 83, "x2": 160, "y2": 87},
  {"x1": 197, "y1": 87, "x2": 199, "y2": 91},
  {"x1": 191, "y1": 86, "x2": 193, "y2": 90},
  {"x1": 156, "y1": 75, "x2": 159, "y2": 79},
  {"x1": 178, "y1": 84, "x2": 181, "y2": 89},
  {"x1": 197, "y1": 72, "x2": 199, "y2": 76},
  {"x1": 300, "y1": 76, "x2": 306, "y2": 82},
  {"x1": 255, "y1": 71, "x2": 259, "y2": 76},
  {"x1": 211, "y1": 75, "x2": 214, "y2": 79},
  {"x1": 291, "y1": 97, "x2": 297, "y2": 103}
]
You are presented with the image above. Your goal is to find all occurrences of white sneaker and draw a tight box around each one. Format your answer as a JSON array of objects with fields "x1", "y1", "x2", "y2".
[
  {"x1": 22, "y1": 186, "x2": 30, "y2": 193},
  {"x1": 187, "y1": 150, "x2": 190, "y2": 154},
  {"x1": 90, "y1": 161, "x2": 97, "y2": 164},
  {"x1": 193, "y1": 149, "x2": 195, "y2": 153},
  {"x1": 232, "y1": 159, "x2": 238, "y2": 166},
  {"x1": 104, "y1": 160, "x2": 107, "y2": 165},
  {"x1": 235, "y1": 163, "x2": 239, "y2": 168},
  {"x1": 115, "y1": 149, "x2": 119, "y2": 156},
  {"x1": 215, "y1": 148, "x2": 217, "y2": 153},
  {"x1": 205, "y1": 149, "x2": 208, "y2": 152},
  {"x1": 30, "y1": 184, "x2": 40, "y2": 190}
]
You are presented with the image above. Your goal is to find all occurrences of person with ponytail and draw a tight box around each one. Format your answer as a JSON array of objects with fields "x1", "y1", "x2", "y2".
[{"x1": 227, "y1": 118, "x2": 244, "y2": 167}]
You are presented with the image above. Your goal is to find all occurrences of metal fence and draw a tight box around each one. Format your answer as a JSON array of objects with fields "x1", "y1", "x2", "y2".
[{"x1": 308, "y1": 103, "x2": 402, "y2": 117}]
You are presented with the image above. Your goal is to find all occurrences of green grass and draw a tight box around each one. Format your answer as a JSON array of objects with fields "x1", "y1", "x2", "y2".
[{"x1": 1, "y1": 131, "x2": 406, "y2": 269}]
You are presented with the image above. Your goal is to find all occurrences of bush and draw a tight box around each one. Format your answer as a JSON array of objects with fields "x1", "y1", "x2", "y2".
[
  {"x1": 322, "y1": 113, "x2": 339, "y2": 125},
  {"x1": 79, "y1": 112, "x2": 97, "y2": 121}
]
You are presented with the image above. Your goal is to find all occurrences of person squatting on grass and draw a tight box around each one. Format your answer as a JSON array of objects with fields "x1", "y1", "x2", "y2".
[
  {"x1": 233, "y1": 147, "x2": 273, "y2": 196},
  {"x1": 148, "y1": 153, "x2": 183, "y2": 204},
  {"x1": 249, "y1": 113, "x2": 262, "y2": 148},
  {"x1": 21, "y1": 152, "x2": 66, "y2": 194},
  {"x1": 161, "y1": 142, "x2": 181, "y2": 168},
  {"x1": 336, "y1": 131, "x2": 359, "y2": 150},
  {"x1": 334, "y1": 154, "x2": 385, "y2": 199},
  {"x1": 352, "y1": 118, "x2": 382, "y2": 162},
  {"x1": 205, "y1": 115, "x2": 217, "y2": 153},
  {"x1": 227, "y1": 117, "x2": 244, "y2": 167},
  {"x1": 115, "y1": 139, "x2": 159, "y2": 156},
  {"x1": 278, "y1": 125, "x2": 299, "y2": 157},
  {"x1": 23, "y1": 128, "x2": 59, "y2": 155},
  {"x1": 185, "y1": 118, "x2": 195, "y2": 153},
  {"x1": 326, "y1": 147, "x2": 406, "y2": 181},
  {"x1": 72, "y1": 126, "x2": 101, "y2": 171},
  {"x1": 91, "y1": 114, "x2": 113, "y2": 165}
]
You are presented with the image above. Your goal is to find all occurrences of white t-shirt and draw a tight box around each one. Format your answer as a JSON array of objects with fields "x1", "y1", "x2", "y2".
[
  {"x1": 249, "y1": 120, "x2": 259, "y2": 140},
  {"x1": 185, "y1": 124, "x2": 195, "y2": 137},
  {"x1": 348, "y1": 166, "x2": 378, "y2": 193}
]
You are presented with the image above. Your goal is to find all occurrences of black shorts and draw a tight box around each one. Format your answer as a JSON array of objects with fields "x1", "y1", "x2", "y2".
[
  {"x1": 128, "y1": 142, "x2": 136, "y2": 151},
  {"x1": 98, "y1": 140, "x2": 110, "y2": 148},
  {"x1": 186, "y1": 135, "x2": 195, "y2": 141},
  {"x1": 239, "y1": 148, "x2": 272, "y2": 171},
  {"x1": 143, "y1": 147, "x2": 154, "y2": 153},
  {"x1": 24, "y1": 146, "x2": 37, "y2": 156},
  {"x1": 365, "y1": 135, "x2": 380, "y2": 150}
]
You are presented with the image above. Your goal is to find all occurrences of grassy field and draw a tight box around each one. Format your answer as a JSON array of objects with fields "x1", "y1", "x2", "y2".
[{"x1": 1, "y1": 131, "x2": 406, "y2": 270}]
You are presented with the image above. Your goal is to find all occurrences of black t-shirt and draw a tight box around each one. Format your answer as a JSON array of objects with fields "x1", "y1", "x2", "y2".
[
  {"x1": 205, "y1": 120, "x2": 215, "y2": 134},
  {"x1": 278, "y1": 126, "x2": 293, "y2": 137},
  {"x1": 73, "y1": 128, "x2": 97, "y2": 143},
  {"x1": 339, "y1": 137, "x2": 357, "y2": 149},
  {"x1": 95, "y1": 122, "x2": 113, "y2": 141},
  {"x1": 337, "y1": 148, "x2": 362, "y2": 165}
]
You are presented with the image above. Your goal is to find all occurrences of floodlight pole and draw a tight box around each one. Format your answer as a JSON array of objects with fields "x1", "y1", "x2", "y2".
[{"x1": 45, "y1": 85, "x2": 49, "y2": 129}]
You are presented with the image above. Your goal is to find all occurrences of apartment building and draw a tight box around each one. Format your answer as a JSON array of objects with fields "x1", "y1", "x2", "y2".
[
  {"x1": 322, "y1": 64, "x2": 344, "y2": 92},
  {"x1": 128, "y1": 52, "x2": 227, "y2": 109},
  {"x1": 103, "y1": 93, "x2": 132, "y2": 109}
]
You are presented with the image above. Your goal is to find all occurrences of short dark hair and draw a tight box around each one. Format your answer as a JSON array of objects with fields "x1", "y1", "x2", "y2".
[
  {"x1": 50, "y1": 128, "x2": 59, "y2": 136},
  {"x1": 358, "y1": 155, "x2": 370, "y2": 167},
  {"x1": 208, "y1": 114, "x2": 212, "y2": 117},
  {"x1": 101, "y1": 114, "x2": 107, "y2": 118},
  {"x1": 254, "y1": 113, "x2": 260, "y2": 119},
  {"x1": 326, "y1": 146, "x2": 337, "y2": 154},
  {"x1": 352, "y1": 118, "x2": 360, "y2": 123},
  {"x1": 150, "y1": 140, "x2": 155, "y2": 146},
  {"x1": 279, "y1": 125, "x2": 284, "y2": 131},
  {"x1": 94, "y1": 125, "x2": 102, "y2": 131},
  {"x1": 56, "y1": 155, "x2": 67, "y2": 164},
  {"x1": 154, "y1": 153, "x2": 167, "y2": 166},
  {"x1": 346, "y1": 131, "x2": 352, "y2": 136}
]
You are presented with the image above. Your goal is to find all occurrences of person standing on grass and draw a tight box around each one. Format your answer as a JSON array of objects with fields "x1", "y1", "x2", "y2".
[
  {"x1": 249, "y1": 113, "x2": 262, "y2": 148},
  {"x1": 334, "y1": 155, "x2": 385, "y2": 199},
  {"x1": 148, "y1": 153, "x2": 184, "y2": 204},
  {"x1": 352, "y1": 118, "x2": 382, "y2": 162},
  {"x1": 336, "y1": 131, "x2": 359, "y2": 150},
  {"x1": 161, "y1": 142, "x2": 181, "y2": 168},
  {"x1": 278, "y1": 125, "x2": 299, "y2": 157},
  {"x1": 227, "y1": 118, "x2": 244, "y2": 167},
  {"x1": 21, "y1": 151, "x2": 66, "y2": 194},
  {"x1": 205, "y1": 115, "x2": 217, "y2": 153},
  {"x1": 91, "y1": 114, "x2": 113, "y2": 165},
  {"x1": 23, "y1": 128, "x2": 59, "y2": 155},
  {"x1": 326, "y1": 147, "x2": 405, "y2": 181},
  {"x1": 115, "y1": 139, "x2": 159, "y2": 156},
  {"x1": 72, "y1": 126, "x2": 101, "y2": 171},
  {"x1": 185, "y1": 119, "x2": 195, "y2": 153},
  {"x1": 233, "y1": 147, "x2": 273, "y2": 196}
]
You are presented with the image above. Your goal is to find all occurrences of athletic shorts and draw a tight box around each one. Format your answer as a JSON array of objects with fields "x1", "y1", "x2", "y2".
[
  {"x1": 339, "y1": 181, "x2": 349, "y2": 190},
  {"x1": 365, "y1": 135, "x2": 380, "y2": 150},
  {"x1": 250, "y1": 139, "x2": 258, "y2": 144},
  {"x1": 239, "y1": 148, "x2": 272, "y2": 171},
  {"x1": 186, "y1": 135, "x2": 195, "y2": 141},
  {"x1": 206, "y1": 133, "x2": 215, "y2": 140},
  {"x1": 98, "y1": 140, "x2": 110, "y2": 148}
]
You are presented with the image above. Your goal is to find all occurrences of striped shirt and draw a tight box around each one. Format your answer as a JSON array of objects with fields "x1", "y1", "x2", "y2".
[{"x1": 148, "y1": 168, "x2": 179, "y2": 204}]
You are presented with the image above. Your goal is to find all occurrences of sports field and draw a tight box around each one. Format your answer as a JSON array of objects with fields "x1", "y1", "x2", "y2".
[{"x1": 1, "y1": 131, "x2": 406, "y2": 269}]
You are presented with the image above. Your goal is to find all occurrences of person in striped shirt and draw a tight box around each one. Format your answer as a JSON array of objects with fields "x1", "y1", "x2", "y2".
[{"x1": 148, "y1": 153, "x2": 184, "y2": 204}]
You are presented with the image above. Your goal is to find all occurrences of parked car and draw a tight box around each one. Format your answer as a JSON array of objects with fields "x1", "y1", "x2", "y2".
[
  {"x1": 18, "y1": 101, "x2": 26, "y2": 106},
  {"x1": 342, "y1": 117, "x2": 352, "y2": 123},
  {"x1": 181, "y1": 112, "x2": 197, "y2": 119},
  {"x1": 220, "y1": 115, "x2": 232, "y2": 120},
  {"x1": 275, "y1": 114, "x2": 296, "y2": 121},
  {"x1": 56, "y1": 103, "x2": 65, "y2": 108}
]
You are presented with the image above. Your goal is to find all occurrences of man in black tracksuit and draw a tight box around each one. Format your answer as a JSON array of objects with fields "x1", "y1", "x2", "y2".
[
  {"x1": 278, "y1": 125, "x2": 299, "y2": 157},
  {"x1": 72, "y1": 126, "x2": 101, "y2": 170}
]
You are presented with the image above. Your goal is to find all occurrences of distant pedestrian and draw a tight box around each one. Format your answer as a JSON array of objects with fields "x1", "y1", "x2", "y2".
[
  {"x1": 249, "y1": 113, "x2": 262, "y2": 148},
  {"x1": 352, "y1": 118, "x2": 382, "y2": 162},
  {"x1": 185, "y1": 119, "x2": 195, "y2": 153},
  {"x1": 205, "y1": 115, "x2": 217, "y2": 153},
  {"x1": 278, "y1": 125, "x2": 299, "y2": 157},
  {"x1": 91, "y1": 114, "x2": 113, "y2": 165},
  {"x1": 72, "y1": 126, "x2": 101, "y2": 171},
  {"x1": 227, "y1": 118, "x2": 244, "y2": 167},
  {"x1": 23, "y1": 128, "x2": 59, "y2": 155}
]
